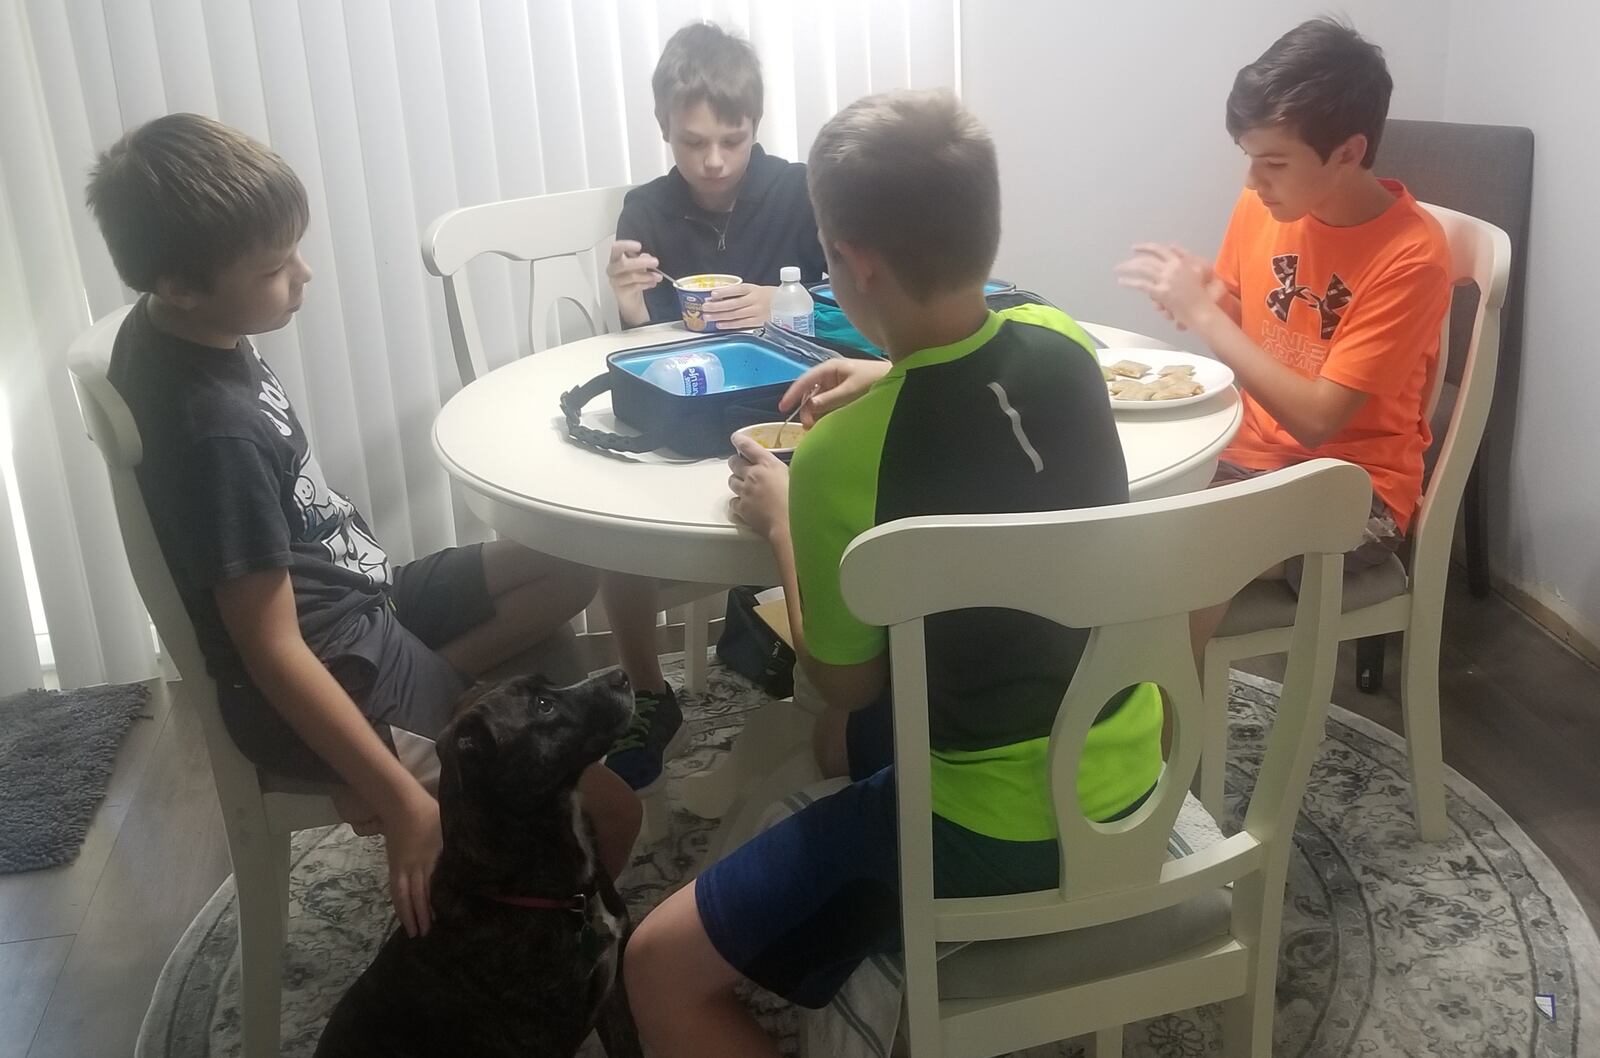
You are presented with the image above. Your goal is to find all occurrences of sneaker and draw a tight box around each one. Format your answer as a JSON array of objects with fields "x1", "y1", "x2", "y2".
[{"x1": 605, "y1": 684, "x2": 685, "y2": 790}]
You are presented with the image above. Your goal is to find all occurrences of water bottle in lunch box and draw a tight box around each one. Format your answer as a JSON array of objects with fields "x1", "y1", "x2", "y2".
[
  {"x1": 642, "y1": 351, "x2": 725, "y2": 396},
  {"x1": 769, "y1": 266, "x2": 815, "y2": 336}
]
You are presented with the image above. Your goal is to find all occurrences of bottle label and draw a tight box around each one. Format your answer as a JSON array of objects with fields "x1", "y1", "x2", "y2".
[
  {"x1": 775, "y1": 314, "x2": 814, "y2": 336},
  {"x1": 681, "y1": 365, "x2": 710, "y2": 395}
]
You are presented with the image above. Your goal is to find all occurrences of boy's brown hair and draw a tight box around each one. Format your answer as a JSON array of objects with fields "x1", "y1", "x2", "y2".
[
  {"x1": 85, "y1": 113, "x2": 308, "y2": 292},
  {"x1": 652, "y1": 22, "x2": 763, "y2": 133},
  {"x1": 807, "y1": 89, "x2": 999, "y2": 301},
  {"x1": 1226, "y1": 18, "x2": 1393, "y2": 167}
]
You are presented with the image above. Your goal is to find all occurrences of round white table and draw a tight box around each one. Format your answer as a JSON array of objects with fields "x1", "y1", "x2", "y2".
[
  {"x1": 434, "y1": 321, "x2": 1240, "y2": 845},
  {"x1": 432, "y1": 321, "x2": 1242, "y2": 587}
]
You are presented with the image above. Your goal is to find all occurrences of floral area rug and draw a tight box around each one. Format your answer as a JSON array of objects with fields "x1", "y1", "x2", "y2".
[{"x1": 138, "y1": 665, "x2": 1599, "y2": 1057}]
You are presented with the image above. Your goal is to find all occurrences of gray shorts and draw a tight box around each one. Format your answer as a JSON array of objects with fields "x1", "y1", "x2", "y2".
[
  {"x1": 220, "y1": 544, "x2": 496, "y2": 784},
  {"x1": 1211, "y1": 462, "x2": 1403, "y2": 593}
]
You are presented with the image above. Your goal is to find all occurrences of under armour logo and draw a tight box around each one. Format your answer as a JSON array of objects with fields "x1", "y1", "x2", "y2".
[{"x1": 1267, "y1": 254, "x2": 1351, "y2": 340}]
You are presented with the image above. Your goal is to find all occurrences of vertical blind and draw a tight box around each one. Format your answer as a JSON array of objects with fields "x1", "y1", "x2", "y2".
[{"x1": 0, "y1": 0, "x2": 958, "y2": 692}]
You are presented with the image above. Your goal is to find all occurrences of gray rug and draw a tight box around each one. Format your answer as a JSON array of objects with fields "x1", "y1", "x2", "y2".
[
  {"x1": 0, "y1": 682, "x2": 152, "y2": 873},
  {"x1": 138, "y1": 666, "x2": 1600, "y2": 1057}
]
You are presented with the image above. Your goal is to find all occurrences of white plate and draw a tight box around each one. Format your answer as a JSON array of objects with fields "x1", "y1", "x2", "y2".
[{"x1": 1097, "y1": 348, "x2": 1235, "y2": 411}]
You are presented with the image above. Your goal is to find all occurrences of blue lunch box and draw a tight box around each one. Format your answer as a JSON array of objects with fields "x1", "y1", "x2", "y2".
[{"x1": 560, "y1": 327, "x2": 837, "y2": 459}]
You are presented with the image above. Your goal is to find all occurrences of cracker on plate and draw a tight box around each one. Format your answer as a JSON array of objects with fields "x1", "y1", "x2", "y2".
[
  {"x1": 1110, "y1": 380, "x2": 1158, "y2": 401},
  {"x1": 1151, "y1": 378, "x2": 1204, "y2": 400}
]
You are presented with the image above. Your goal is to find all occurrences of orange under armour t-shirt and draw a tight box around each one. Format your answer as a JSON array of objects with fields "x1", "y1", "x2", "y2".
[{"x1": 1215, "y1": 180, "x2": 1451, "y2": 533}]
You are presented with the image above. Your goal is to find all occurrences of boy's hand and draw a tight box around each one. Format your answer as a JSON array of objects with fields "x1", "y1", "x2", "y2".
[
  {"x1": 781, "y1": 358, "x2": 892, "y2": 426},
  {"x1": 381, "y1": 789, "x2": 443, "y2": 938},
  {"x1": 727, "y1": 434, "x2": 790, "y2": 540},
  {"x1": 701, "y1": 283, "x2": 774, "y2": 329},
  {"x1": 607, "y1": 240, "x2": 660, "y2": 327},
  {"x1": 606, "y1": 240, "x2": 662, "y2": 295},
  {"x1": 1114, "y1": 244, "x2": 1227, "y2": 333}
]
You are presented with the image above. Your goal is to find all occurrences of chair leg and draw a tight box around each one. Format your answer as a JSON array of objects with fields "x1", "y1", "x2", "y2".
[
  {"x1": 1399, "y1": 629, "x2": 1449, "y2": 842},
  {"x1": 638, "y1": 787, "x2": 671, "y2": 848},
  {"x1": 1221, "y1": 990, "x2": 1272, "y2": 1058},
  {"x1": 233, "y1": 830, "x2": 291, "y2": 1058},
  {"x1": 1355, "y1": 634, "x2": 1386, "y2": 693},
  {"x1": 682, "y1": 596, "x2": 711, "y2": 693},
  {"x1": 1222, "y1": 865, "x2": 1284, "y2": 1058},
  {"x1": 1084, "y1": 1025, "x2": 1123, "y2": 1057},
  {"x1": 273, "y1": 831, "x2": 292, "y2": 932},
  {"x1": 1464, "y1": 456, "x2": 1491, "y2": 599},
  {"x1": 1198, "y1": 646, "x2": 1232, "y2": 820}
]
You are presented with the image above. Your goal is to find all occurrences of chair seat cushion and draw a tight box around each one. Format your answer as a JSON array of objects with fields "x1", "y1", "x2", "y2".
[
  {"x1": 936, "y1": 793, "x2": 1231, "y2": 1000},
  {"x1": 1215, "y1": 553, "x2": 1408, "y2": 638}
]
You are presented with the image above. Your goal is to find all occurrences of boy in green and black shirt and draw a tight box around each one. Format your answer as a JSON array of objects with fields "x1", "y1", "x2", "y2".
[{"x1": 625, "y1": 90, "x2": 1163, "y2": 1056}]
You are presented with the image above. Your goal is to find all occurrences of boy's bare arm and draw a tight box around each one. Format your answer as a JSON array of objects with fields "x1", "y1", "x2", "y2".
[
  {"x1": 726, "y1": 435, "x2": 889, "y2": 711},
  {"x1": 768, "y1": 525, "x2": 888, "y2": 712},
  {"x1": 1197, "y1": 321, "x2": 1368, "y2": 447},
  {"x1": 1117, "y1": 244, "x2": 1367, "y2": 448},
  {"x1": 213, "y1": 568, "x2": 441, "y2": 937}
]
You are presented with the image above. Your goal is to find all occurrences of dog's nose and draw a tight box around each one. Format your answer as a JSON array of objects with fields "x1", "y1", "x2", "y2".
[{"x1": 605, "y1": 669, "x2": 630, "y2": 692}]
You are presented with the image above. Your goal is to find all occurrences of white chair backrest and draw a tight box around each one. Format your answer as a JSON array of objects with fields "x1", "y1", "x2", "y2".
[
  {"x1": 421, "y1": 185, "x2": 632, "y2": 384},
  {"x1": 838, "y1": 459, "x2": 1370, "y2": 1029},
  {"x1": 1412, "y1": 203, "x2": 1510, "y2": 571},
  {"x1": 66, "y1": 305, "x2": 264, "y2": 800}
]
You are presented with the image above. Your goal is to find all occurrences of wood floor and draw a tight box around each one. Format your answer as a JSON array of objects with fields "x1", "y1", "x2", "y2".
[{"x1": 3, "y1": 567, "x2": 1597, "y2": 1057}]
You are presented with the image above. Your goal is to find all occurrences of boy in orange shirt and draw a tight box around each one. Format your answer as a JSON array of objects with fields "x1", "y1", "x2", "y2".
[{"x1": 1117, "y1": 18, "x2": 1451, "y2": 646}]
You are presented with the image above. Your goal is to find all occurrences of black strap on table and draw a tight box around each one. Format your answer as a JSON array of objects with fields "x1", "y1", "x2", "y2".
[{"x1": 559, "y1": 372, "x2": 664, "y2": 454}]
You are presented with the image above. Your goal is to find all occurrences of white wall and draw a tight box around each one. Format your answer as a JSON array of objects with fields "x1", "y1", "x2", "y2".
[
  {"x1": 1438, "y1": 3, "x2": 1600, "y2": 647},
  {"x1": 963, "y1": 0, "x2": 1450, "y2": 341},
  {"x1": 965, "y1": 1, "x2": 1600, "y2": 645}
]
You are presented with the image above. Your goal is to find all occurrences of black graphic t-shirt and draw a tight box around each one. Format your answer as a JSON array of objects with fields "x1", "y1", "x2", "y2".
[{"x1": 109, "y1": 297, "x2": 394, "y2": 687}]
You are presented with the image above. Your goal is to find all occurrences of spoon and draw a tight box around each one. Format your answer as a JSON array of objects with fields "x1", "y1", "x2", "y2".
[
  {"x1": 648, "y1": 266, "x2": 682, "y2": 286},
  {"x1": 781, "y1": 384, "x2": 820, "y2": 440}
]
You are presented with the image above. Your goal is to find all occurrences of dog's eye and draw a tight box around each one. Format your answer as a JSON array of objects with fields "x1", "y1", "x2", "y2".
[{"x1": 534, "y1": 696, "x2": 556, "y2": 717}]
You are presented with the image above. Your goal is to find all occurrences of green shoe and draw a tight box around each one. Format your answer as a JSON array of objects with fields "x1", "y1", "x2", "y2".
[{"x1": 604, "y1": 684, "x2": 685, "y2": 790}]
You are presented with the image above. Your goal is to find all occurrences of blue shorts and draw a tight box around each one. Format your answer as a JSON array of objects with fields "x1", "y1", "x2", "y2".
[{"x1": 695, "y1": 695, "x2": 1063, "y2": 1008}]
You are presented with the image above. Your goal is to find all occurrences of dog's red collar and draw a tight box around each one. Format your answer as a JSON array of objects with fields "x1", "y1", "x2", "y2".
[{"x1": 480, "y1": 891, "x2": 589, "y2": 914}]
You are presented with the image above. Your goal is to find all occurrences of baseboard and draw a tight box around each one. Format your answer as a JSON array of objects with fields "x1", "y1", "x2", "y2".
[{"x1": 1489, "y1": 574, "x2": 1600, "y2": 670}]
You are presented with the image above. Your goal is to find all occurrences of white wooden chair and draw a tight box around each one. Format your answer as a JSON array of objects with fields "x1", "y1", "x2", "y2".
[
  {"x1": 1199, "y1": 204, "x2": 1511, "y2": 841},
  {"x1": 420, "y1": 187, "x2": 722, "y2": 697},
  {"x1": 837, "y1": 458, "x2": 1371, "y2": 1057},
  {"x1": 68, "y1": 305, "x2": 342, "y2": 1058},
  {"x1": 420, "y1": 184, "x2": 630, "y2": 379}
]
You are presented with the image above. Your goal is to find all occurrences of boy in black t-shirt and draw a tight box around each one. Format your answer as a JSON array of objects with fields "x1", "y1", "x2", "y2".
[{"x1": 87, "y1": 114, "x2": 640, "y2": 938}]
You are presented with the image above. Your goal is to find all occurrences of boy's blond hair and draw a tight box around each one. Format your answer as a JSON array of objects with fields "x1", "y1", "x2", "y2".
[
  {"x1": 86, "y1": 113, "x2": 307, "y2": 292},
  {"x1": 652, "y1": 22, "x2": 763, "y2": 134},
  {"x1": 807, "y1": 90, "x2": 999, "y2": 301}
]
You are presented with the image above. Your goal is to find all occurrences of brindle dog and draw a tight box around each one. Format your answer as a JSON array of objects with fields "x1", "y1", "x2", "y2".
[{"x1": 315, "y1": 670, "x2": 643, "y2": 1058}]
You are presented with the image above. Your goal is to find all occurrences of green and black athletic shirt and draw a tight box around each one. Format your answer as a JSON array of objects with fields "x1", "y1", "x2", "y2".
[{"x1": 789, "y1": 306, "x2": 1164, "y2": 843}]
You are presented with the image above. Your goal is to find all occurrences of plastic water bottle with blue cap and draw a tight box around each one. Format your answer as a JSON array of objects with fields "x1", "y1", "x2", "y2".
[
  {"x1": 642, "y1": 351, "x2": 725, "y2": 395},
  {"x1": 769, "y1": 266, "x2": 815, "y2": 336}
]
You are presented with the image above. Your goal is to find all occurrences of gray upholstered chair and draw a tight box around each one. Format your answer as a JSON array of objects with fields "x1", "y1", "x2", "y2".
[{"x1": 1374, "y1": 120, "x2": 1534, "y2": 593}]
